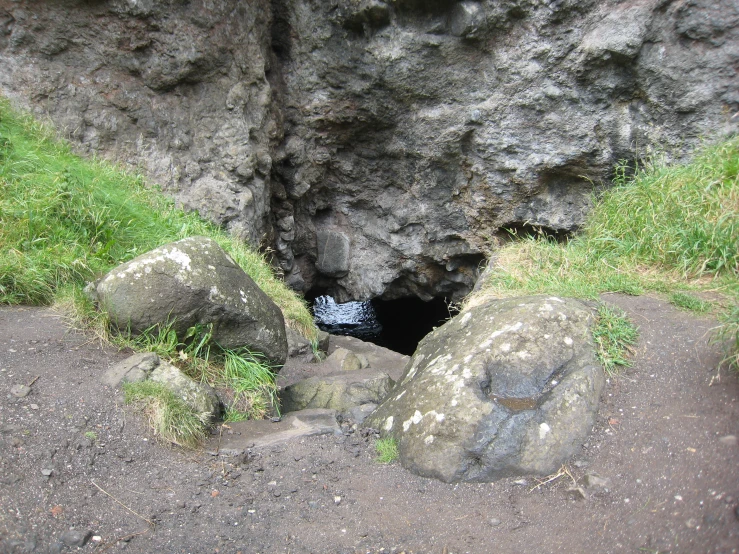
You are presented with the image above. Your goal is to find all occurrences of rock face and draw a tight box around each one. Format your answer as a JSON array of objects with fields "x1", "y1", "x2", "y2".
[
  {"x1": 94, "y1": 237, "x2": 288, "y2": 366},
  {"x1": 1, "y1": 0, "x2": 737, "y2": 302},
  {"x1": 365, "y1": 295, "x2": 604, "y2": 483},
  {"x1": 268, "y1": 0, "x2": 739, "y2": 301},
  {"x1": 0, "y1": 0, "x2": 277, "y2": 246}
]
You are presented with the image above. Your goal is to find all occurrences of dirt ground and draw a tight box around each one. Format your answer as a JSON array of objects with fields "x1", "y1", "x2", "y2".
[{"x1": 1, "y1": 294, "x2": 738, "y2": 554}]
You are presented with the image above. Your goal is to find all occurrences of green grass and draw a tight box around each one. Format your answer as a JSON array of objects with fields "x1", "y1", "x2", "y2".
[
  {"x1": 592, "y1": 304, "x2": 640, "y2": 375},
  {"x1": 467, "y1": 137, "x2": 739, "y2": 372},
  {"x1": 375, "y1": 437, "x2": 399, "y2": 463},
  {"x1": 123, "y1": 381, "x2": 210, "y2": 448},
  {"x1": 0, "y1": 97, "x2": 316, "y2": 340},
  {"x1": 0, "y1": 96, "x2": 317, "y2": 438},
  {"x1": 668, "y1": 292, "x2": 713, "y2": 314}
]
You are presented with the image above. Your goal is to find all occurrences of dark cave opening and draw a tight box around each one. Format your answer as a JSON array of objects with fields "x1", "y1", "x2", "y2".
[{"x1": 309, "y1": 292, "x2": 458, "y2": 356}]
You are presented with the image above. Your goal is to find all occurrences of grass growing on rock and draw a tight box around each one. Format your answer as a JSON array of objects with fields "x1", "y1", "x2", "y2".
[
  {"x1": 0, "y1": 97, "x2": 316, "y2": 340},
  {"x1": 467, "y1": 137, "x2": 739, "y2": 371},
  {"x1": 123, "y1": 381, "x2": 210, "y2": 448}
]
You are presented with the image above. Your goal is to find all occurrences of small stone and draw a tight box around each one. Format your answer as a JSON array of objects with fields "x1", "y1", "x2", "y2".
[
  {"x1": 10, "y1": 385, "x2": 31, "y2": 398},
  {"x1": 60, "y1": 530, "x2": 92, "y2": 548},
  {"x1": 273, "y1": 490, "x2": 282, "y2": 497},
  {"x1": 334, "y1": 495, "x2": 342, "y2": 504},
  {"x1": 719, "y1": 435, "x2": 737, "y2": 446},
  {"x1": 30, "y1": 404, "x2": 39, "y2": 410},
  {"x1": 41, "y1": 468, "x2": 53, "y2": 477},
  {"x1": 583, "y1": 474, "x2": 611, "y2": 488},
  {"x1": 490, "y1": 518, "x2": 502, "y2": 527}
]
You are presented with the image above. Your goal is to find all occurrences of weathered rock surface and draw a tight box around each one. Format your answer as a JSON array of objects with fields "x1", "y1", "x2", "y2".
[
  {"x1": 101, "y1": 352, "x2": 160, "y2": 387},
  {"x1": 102, "y1": 351, "x2": 221, "y2": 421},
  {"x1": 0, "y1": 0, "x2": 277, "y2": 247},
  {"x1": 1, "y1": 0, "x2": 737, "y2": 302},
  {"x1": 268, "y1": 0, "x2": 739, "y2": 301},
  {"x1": 94, "y1": 236, "x2": 288, "y2": 366},
  {"x1": 212, "y1": 408, "x2": 342, "y2": 455},
  {"x1": 365, "y1": 295, "x2": 604, "y2": 483},
  {"x1": 149, "y1": 361, "x2": 221, "y2": 421},
  {"x1": 281, "y1": 368, "x2": 395, "y2": 417}
]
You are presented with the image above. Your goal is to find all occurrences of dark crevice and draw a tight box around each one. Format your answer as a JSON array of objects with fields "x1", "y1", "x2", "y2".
[{"x1": 310, "y1": 293, "x2": 458, "y2": 355}]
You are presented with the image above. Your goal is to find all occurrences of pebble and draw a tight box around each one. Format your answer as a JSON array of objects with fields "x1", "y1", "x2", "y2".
[
  {"x1": 10, "y1": 385, "x2": 31, "y2": 398},
  {"x1": 334, "y1": 496, "x2": 342, "y2": 504},
  {"x1": 60, "y1": 530, "x2": 91, "y2": 548},
  {"x1": 41, "y1": 468, "x2": 53, "y2": 477},
  {"x1": 490, "y1": 518, "x2": 502, "y2": 527}
]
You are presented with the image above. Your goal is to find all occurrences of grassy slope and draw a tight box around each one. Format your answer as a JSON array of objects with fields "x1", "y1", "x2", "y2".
[
  {"x1": 0, "y1": 98, "x2": 317, "y2": 340},
  {"x1": 467, "y1": 137, "x2": 739, "y2": 368}
]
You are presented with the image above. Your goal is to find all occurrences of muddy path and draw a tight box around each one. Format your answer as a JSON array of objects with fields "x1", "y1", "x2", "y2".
[{"x1": 1, "y1": 295, "x2": 738, "y2": 554}]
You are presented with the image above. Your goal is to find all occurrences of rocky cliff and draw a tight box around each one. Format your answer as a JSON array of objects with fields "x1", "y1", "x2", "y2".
[{"x1": 1, "y1": 0, "x2": 737, "y2": 302}]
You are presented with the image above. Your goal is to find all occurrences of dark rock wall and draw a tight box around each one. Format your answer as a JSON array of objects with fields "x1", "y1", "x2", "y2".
[
  {"x1": 0, "y1": 0, "x2": 278, "y2": 245},
  {"x1": 1, "y1": 0, "x2": 737, "y2": 301},
  {"x1": 272, "y1": 0, "x2": 738, "y2": 301}
]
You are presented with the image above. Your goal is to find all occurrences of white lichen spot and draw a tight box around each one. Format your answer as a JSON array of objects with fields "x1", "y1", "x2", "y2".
[
  {"x1": 543, "y1": 334, "x2": 551, "y2": 340},
  {"x1": 395, "y1": 390, "x2": 406, "y2": 401},
  {"x1": 516, "y1": 351, "x2": 531, "y2": 359},
  {"x1": 539, "y1": 422, "x2": 551, "y2": 439},
  {"x1": 384, "y1": 416, "x2": 394, "y2": 431},
  {"x1": 435, "y1": 412, "x2": 445, "y2": 422},
  {"x1": 451, "y1": 398, "x2": 458, "y2": 407},
  {"x1": 500, "y1": 343, "x2": 511, "y2": 352},
  {"x1": 424, "y1": 435, "x2": 435, "y2": 445},
  {"x1": 459, "y1": 312, "x2": 472, "y2": 328},
  {"x1": 488, "y1": 322, "x2": 524, "y2": 341},
  {"x1": 548, "y1": 297, "x2": 565, "y2": 303},
  {"x1": 462, "y1": 367, "x2": 472, "y2": 379},
  {"x1": 539, "y1": 303, "x2": 554, "y2": 312},
  {"x1": 564, "y1": 337, "x2": 573, "y2": 346},
  {"x1": 165, "y1": 248, "x2": 192, "y2": 271},
  {"x1": 403, "y1": 419, "x2": 412, "y2": 432},
  {"x1": 411, "y1": 410, "x2": 423, "y2": 425},
  {"x1": 240, "y1": 290, "x2": 248, "y2": 304},
  {"x1": 464, "y1": 354, "x2": 473, "y2": 363},
  {"x1": 558, "y1": 313, "x2": 568, "y2": 321}
]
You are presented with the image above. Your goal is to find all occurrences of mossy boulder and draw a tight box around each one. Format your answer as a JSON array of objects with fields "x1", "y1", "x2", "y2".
[
  {"x1": 365, "y1": 295, "x2": 604, "y2": 483},
  {"x1": 94, "y1": 236, "x2": 288, "y2": 366}
]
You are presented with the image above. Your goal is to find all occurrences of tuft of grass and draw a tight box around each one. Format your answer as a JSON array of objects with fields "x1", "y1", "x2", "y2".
[
  {"x1": 0, "y1": 96, "x2": 317, "y2": 339},
  {"x1": 714, "y1": 303, "x2": 739, "y2": 372},
  {"x1": 668, "y1": 292, "x2": 713, "y2": 314},
  {"x1": 123, "y1": 381, "x2": 209, "y2": 448},
  {"x1": 592, "y1": 304, "x2": 640, "y2": 375},
  {"x1": 221, "y1": 349, "x2": 280, "y2": 419},
  {"x1": 375, "y1": 437, "x2": 399, "y2": 463}
]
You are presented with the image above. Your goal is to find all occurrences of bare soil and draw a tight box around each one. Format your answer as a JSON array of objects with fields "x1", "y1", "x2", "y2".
[{"x1": 1, "y1": 294, "x2": 738, "y2": 554}]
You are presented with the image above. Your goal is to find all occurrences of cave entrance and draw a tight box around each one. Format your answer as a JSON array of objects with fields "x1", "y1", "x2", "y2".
[{"x1": 310, "y1": 293, "x2": 458, "y2": 356}]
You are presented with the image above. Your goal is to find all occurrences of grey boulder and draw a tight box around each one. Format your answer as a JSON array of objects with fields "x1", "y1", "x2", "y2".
[
  {"x1": 94, "y1": 236, "x2": 288, "y2": 366},
  {"x1": 365, "y1": 295, "x2": 604, "y2": 483}
]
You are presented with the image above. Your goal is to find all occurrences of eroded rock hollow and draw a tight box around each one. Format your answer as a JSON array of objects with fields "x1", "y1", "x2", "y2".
[{"x1": 1, "y1": 0, "x2": 737, "y2": 302}]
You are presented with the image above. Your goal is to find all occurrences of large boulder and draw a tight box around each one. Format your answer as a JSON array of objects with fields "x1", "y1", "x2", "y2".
[
  {"x1": 94, "y1": 237, "x2": 288, "y2": 366},
  {"x1": 365, "y1": 295, "x2": 604, "y2": 483}
]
